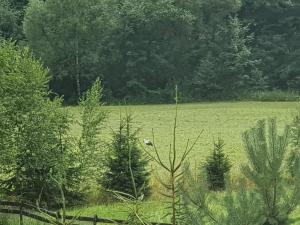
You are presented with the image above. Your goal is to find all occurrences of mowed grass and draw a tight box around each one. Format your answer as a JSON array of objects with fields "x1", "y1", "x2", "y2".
[{"x1": 68, "y1": 101, "x2": 298, "y2": 176}]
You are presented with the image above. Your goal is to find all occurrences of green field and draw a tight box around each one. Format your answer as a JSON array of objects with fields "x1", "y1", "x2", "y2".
[
  {"x1": 3, "y1": 101, "x2": 299, "y2": 225},
  {"x1": 68, "y1": 101, "x2": 300, "y2": 224},
  {"x1": 69, "y1": 101, "x2": 298, "y2": 176}
]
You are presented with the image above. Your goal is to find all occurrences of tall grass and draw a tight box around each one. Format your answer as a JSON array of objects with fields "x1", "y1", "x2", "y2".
[{"x1": 0, "y1": 215, "x2": 46, "y2": 225}]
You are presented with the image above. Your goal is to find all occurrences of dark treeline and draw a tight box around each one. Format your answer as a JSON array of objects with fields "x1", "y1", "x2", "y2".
[{"x1": 1, "y1": 0, "x2": 299, "y2": 103}]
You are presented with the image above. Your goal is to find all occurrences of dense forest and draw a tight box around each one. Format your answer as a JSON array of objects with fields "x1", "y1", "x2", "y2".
[{"x1": 1, "y1": 0, "x2": 299, "y2": 103}]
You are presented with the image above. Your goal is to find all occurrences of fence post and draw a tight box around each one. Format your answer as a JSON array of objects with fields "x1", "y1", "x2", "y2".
[
  {"x1": 93, "y1": 214, "x2": 98, "y2": 225},
  {"x1": 19, "y1": 202, "x2": 23, "y2": 225}
]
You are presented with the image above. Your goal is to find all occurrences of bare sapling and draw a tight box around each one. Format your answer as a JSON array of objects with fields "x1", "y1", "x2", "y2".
[{"x1": 142, "y1": 86, "x2": 203, "y2": 225}]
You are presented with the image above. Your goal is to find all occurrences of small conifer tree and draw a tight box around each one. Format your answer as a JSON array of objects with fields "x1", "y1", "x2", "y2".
[
  {"x1": 180, "y1": 166, "x2": 264, "y2": 225},
  {"x1": 242, "y1": 119, "x2": 300, "y2": 225},
  {"x1": 204, "y1": 138, "x2": 231, "y2": 191},
  {"x1": 100, "y1": 113, "x2": 151, "y2": 198},
  {"x1": 78, "y1": 78, "x2": 107, "y2": 192}
]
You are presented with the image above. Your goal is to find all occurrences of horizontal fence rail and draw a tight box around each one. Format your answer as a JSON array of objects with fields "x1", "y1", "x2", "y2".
[{"x1": 0, "y1": 201, "x2": 171, "y2": 225}]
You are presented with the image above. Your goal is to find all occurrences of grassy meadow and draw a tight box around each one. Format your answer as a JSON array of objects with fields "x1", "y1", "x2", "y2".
[
  {"x1": 69, "y1": 101, "x2": 298, "y2": 176},
  {"x1": 64, "y1": 101, "x2": 300, "y2": 224},
  {"x1": 3, "y1": 101, "x2": 300, "y2": 225}
]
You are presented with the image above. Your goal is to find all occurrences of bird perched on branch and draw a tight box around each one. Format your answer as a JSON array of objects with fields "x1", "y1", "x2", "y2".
[{"x1": 144, "y1": 139, "x2": 153, "y2": 146}]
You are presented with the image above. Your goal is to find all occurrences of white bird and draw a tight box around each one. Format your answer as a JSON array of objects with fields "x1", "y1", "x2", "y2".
[{"x1": 143, "y1": 139, "x2": 153, "y2": 146}]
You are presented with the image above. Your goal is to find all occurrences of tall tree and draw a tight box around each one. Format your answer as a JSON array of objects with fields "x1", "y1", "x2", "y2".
[
  {"x1": 8, "y1": 0, "x2": 28, "y2": 10},
  {"x1": 23, "y1": 0, "x2": 299, "y2": 103},
  {"x1": 185, "y1": 0, "x2": 263, "y2": 100},
  {"x1": 201, "y1": 17, "x2": 263, "y2": 99},
  {"x1": 92, "y1": 0, "x2": 196, "y2": 102},
  {"x1": 0, "y1": 0, "x2": 28, "y2": 42},
  {"x1": 0, "y1": 0, "x2": 19, "y2": 40},
  {"x1": 24, "y1": 0, "x2": 117, "y2": 103},
  {"x1": 240, "y1": 0, "x2": 300, "y2": 91}
]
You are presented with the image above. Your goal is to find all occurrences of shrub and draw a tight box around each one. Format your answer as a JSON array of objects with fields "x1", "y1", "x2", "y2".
[
  {"x1": 204, "y1": 138, "x2": 231, "y2": 191},
  {"x1": 180, "y1": 167, "x2": 264, "y2": 225},
  {"x1": 100, "y1": 113, "x2": 151, "y2": 198},
  {"x1": 0, "y1": 41, "x2": 78, "y2": 206},
  {"x1": 78, "y1": 78, "x2": 107, "y2": 193},
  {"x1": 180, "y1": 119, "x2": 300, "y2": 225}
]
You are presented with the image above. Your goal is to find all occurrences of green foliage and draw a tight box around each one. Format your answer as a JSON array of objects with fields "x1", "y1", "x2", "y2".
[
  {"x1": 24, "y1": 0, "x2": 117, "y2": 103},
  {"x1": 13, "y1": 0, "x2": 300, "y2": 103},
  {"x1": 180, "y1": 118, "x2": 300, "y2": 225},
  {"x1": 100, "y1": 113, "x2": 151, "y2": 198},
  {"x1": 36, "y1": 178, "x2": 81, "y2": 225},
  {"x1": 290, "y1": 110, "x2": 300, "y2": 149},
  {"x1": 0, "y1": 0, "x2": 27, "y2": 42},
  {"x1": 0, "y1": 216, "x2": 10, "y2": 225},
  {"x1": 174, "y1": 166, "x2": 264, "y2": 225},
  {"x1": 219, "y1": 185, "x2": 264, "y2": 225},
  {"x1": 240, "y1": 0, "x2": 300, "y2": 92},
  {"x1": 289, "y1": 108, "x2": 300, "y2": 178},
  {"x1": 72, "y1": 78, "x2": 108, "y2": 199},
  {"x1": 180, "y1": 166, "x2": 217, "y2": 225},
  {"x1": 78, "y1": 78, "x2": 107, "y2": 175},
  {"x1": 0, "y1": 0, "x2": 18, "y2": 40},
  {"x1": 0, "y1": 41, "x2": 80, "y2": 206},
  {"x1": 246, "y1": 90, "x2": 300, "y2": 102},
  {"x1": 0, "y1": 216, "x2": 43, "y2": 225},
  {"x1": 193, "y1": 15, "x2": 263, "y2": 100},
  {"x1": 242, "y1": 119, "x2": 300, "y2": 225},
  {"x1": 103, "y1": 0, "x2": 195, "y2": 102},
  {"x1": 0, "y1": 40, "x2": 50, "y2": 165},
  {"x1": 20, "y1": 0, "x2": 300, "y2": 103},
  {"x1": 205, "y1": 139, "x2": 231, "y2": 191},
  {"x1": 8, "y1": 0, "x2": 28, "y2": 11},
  {"x1": 143, "y1": 87, "x2": 202, "y2": 225},
  {"x1": 110, "y1": 186, "x2": 151, "y2": 225}
]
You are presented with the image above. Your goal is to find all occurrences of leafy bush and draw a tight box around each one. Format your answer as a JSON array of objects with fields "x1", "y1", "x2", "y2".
[
  {"x1": 78, "y1": 78, "x2": 107, "y2": 194},
  {"x1": 0, "y1": 41, "x2": 79, "y2": 206},
  {"x1": 204, "y1": 138, "x2": 231, "y2": 191},
  {"x1": 100, "y1": 113, "x2": 151, "y2": 198},
  {"x1": 79, "y1": 78, "x2": 107, "y2": 161}
]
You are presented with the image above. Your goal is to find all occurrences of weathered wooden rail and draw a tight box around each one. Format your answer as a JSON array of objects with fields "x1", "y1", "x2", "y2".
[{"x1": 0, "y1": 201, "x2": 171, "y2": 225}]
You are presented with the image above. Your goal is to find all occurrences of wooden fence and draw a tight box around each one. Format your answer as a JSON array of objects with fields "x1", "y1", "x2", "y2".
[{"x1": 0, "y1": 201, "x2": 171, "y2": 225}]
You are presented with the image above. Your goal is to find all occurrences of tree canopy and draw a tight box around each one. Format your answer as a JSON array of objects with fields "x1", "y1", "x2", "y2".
[{"x1": 0, "y1": 0, "x2": 296, "y2": 103}]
